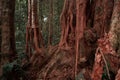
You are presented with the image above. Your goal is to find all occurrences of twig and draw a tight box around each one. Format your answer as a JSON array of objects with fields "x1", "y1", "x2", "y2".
[{"x1": 99, "y1": 47, "x2": 111, "y2": 80}]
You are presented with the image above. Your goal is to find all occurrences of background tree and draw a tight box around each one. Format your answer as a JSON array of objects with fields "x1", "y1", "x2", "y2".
[
  {"x1": 0, "y1": 0, "x2": 16, "y2": 76},
  {"x1": 0, "y1": 0, "x2": 2, "y2": 53},
  {"x1": 48, "y1": 0, "x2": 54, "y2": 47},
  {"x1": 15, "y1": 0, "x2": 27, "y2": 52},
  {"x1": 1, "y1": 0, "x2": 16, "y2": 60}
]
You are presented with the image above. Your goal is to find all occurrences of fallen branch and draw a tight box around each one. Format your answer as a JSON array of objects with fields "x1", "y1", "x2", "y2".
[{"x1": 99, "y1": 47, "x2": 110, "y2": 80}]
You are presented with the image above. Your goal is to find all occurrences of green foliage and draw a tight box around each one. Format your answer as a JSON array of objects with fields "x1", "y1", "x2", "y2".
[
  {"x1": 102, "y1": 63, "x2": 115, "y2": 80},
  {"x1": 0, "y1": 52, "x2": 28, "y2": 80},
  {"x1": 102, "y1": 63, "x2": 110, "y2": 80},
  {"x1": 1, "y1": 0, "x2": 64, "y2": 78},
  {"x1": 14, "y1": 0, "x2": 64, "y2": 49},
  {"x1": 17, "y1": 52, "x2": 28, "y2": 64},
  {"x1": 76, "y1": 72, "x2": 85, "y2": 80},
  {"x1": 15, "y1": 0, "x2": 27, "y2": 53},
  {"x1": 102, "y1": 71, "x2": 115, "y2": 80},
  {"x1": 102, "y1": 72, "x2": 109, "y2": 80},
  {"x1": 0, "y1": 61, "x2": 26, "y2": 80}
]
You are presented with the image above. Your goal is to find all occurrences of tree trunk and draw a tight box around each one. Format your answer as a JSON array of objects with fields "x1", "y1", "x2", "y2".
[
  {"x1": 1, "y1": 0, "x2": 16, "y2": 62},
  {"x1": 59, "y1": 0, "x2": 76, "y2": 49},
  {"x1": 0, "y1": 0, "x2": 16, "y2": 76},
  {"x1": 26, "y1": 0, "x2": 120, "y2": 80},
  {"x1": 109, "y1": 0, "x2": 120, "y2": 80},
  {"x1": 48, "y1": 0, "x2": 54, "y2": 47},
  {"x1": 0, "y1": 0, "x2": 3, "y2": 76},
  {"x1": 0, "y1": 0, "x2": 2, "y2": 52},
  {"x1": 26, "y1": 0, "x2": 45, "y2": 58},
  {"x1": 92, "y1": 0, "x2": 114, "y2": 37},
  {"x1": 38, "y1": 0, "x2": 43, "y2": 31},
  {"x1": 0, "y1": 0, "x2": 2, "y2": 26},
  {"x1": 37, "y1": 0, "x2": 44, "y2": 47},
  {"x1": 109, "y1": 0, "x2": 120, "y2": 55}
]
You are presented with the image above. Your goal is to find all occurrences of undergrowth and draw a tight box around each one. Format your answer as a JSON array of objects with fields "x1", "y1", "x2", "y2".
[{"x1": 0, "y1": 53, "x2": 29, "y2": 80}]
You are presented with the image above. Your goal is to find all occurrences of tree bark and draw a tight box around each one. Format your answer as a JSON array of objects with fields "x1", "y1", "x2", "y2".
[
  {"x1": 92, "y1": 0, "x2": 114, "y2": 37},
  {"x1": 75, "y1": 0, "x2": 88, "y2": 77},
  {"x1": 0, "y1": 0, "x2": 2, "y2": 52},
  {"x1": 59, "y1": 0, "x2": 76, "y2": 49},
  {"x1": 26, "y1": 0, "x2": 45, "y2": 57},
  {"x1": 38, "y1": 0, "x2": 43, "y2": 31},
  {"x1": 26, "y1": 0, "x2": 120, "y2": 80},
  {"x1": 48, "y1": 0, "x2": 54, "y2": 47},
  {"x1": 0, "y1": 0, "x2": 16, "y2": 76},
  {"x1": 1, "y1": 0, "x2": 16, "y2": 61},
  {"x1": 109, "y1": 0, "x2": 120, "y2": 55}
]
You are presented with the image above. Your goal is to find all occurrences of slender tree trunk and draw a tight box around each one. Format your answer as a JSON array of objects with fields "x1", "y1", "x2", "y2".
[
  {"x1": 26, "y1": 0, "x2": 44, "y2": 56},
  {"x1": 26, "y1": 0, "x2": 46, "y2": 65},
  {"x1": 48, "y1": 0, "x2": 54, "y2": 47},
  {"x1": 37, "y1": 0, "x2": 44, "y2": 48},
  {"x1": 26, "y1": 0, "x2": 32, "y2": 58},
  {"x1": 59, "y1": 0, "x2": 76, "y2": 49},
  {"x1": 0, "y1": 0, "x2": 2, "y2": 26},
  {"x1": 0, "y1": 0, "x2": 2, "y2": 52},
  {"x1": 31, "y1": 0, "x2": 44, "y2": 53},
  {"x1": 39, "y1": 0, "x2": 43, "y2": 31},
  {"x1": 75, "y1": 0, "x2": 88, "y2": 77},
  {"x1": 0, "y1": 0, "x2": 3, "y2": 76}
]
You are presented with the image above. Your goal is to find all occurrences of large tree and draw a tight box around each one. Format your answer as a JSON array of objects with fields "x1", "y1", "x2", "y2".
[
  {"x1": 25, "y1": 0, "x2": 120, "y2": 80},
  {"x1": 109, "y1": 0, "x2": 120, "y2": 55},
  {"x1": 0, "y1": 0, "x2": 16, "y2": 76}
]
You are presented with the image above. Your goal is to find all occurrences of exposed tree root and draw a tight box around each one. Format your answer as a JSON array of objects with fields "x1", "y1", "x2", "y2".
[{"x1": 24, "y1": 0, "x2": 120, "y2": 80}]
